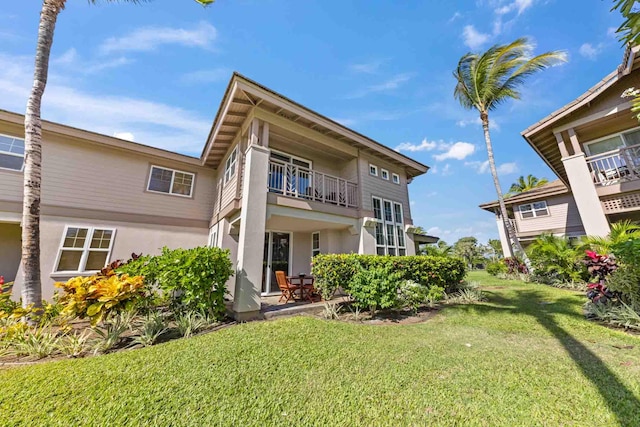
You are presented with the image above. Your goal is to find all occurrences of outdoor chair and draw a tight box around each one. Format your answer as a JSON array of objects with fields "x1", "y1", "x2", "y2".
[{"x1": 275, "y1": 271, "x2": 299, "y2": 303}]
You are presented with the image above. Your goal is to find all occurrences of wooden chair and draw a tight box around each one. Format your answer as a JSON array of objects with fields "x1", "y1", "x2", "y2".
[{"x1": 275, "y1": 271, "x2": 299, "y2": 303}]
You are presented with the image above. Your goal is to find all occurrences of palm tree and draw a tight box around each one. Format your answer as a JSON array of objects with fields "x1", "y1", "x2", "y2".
[
  {"x1": 506, "y1": 175, "x2": 548, "y2": 197},
  {"x1": 613, "y1": 0, "x2": 640, "y2": 45},
  {"x1": 21, "y1": 0, "x2": 214, "y2": 309},
  {"x1": 453, "y1": 38, "x2": 566, "y2": 270},
  {"x1": 579, "y1": 220, "x2": 640, "y2": 255}
]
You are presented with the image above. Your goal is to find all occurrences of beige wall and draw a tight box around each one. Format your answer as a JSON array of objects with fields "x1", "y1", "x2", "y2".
[
  {"x1": 513, "y1": 194, "x2": 585, "y2": 236},
  {"x1": 0, "y1": 222, "x2": 21, "y2": 283},
  {"x1": 358, "y1": 154, "x2": 412, "y2": 222},
  {"x1": 11, "y1": 215, "x2": 208, "y2": 301}
]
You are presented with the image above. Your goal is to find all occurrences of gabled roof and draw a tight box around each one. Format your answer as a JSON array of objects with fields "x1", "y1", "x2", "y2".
[
  {"x1": 200, "y1": 72, "x2": 429, "y2": 178},
  {"x1": 479, "y1": 180, "x2": 569, "y2": 212}
]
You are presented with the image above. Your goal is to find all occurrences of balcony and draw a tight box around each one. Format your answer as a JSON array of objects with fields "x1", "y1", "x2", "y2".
[
  {"x1": 268, "y1": 159, "x2": 358, "y2": 208},
  {"x1": 586, "y1": 143, "x2": 640, "y2": 186}
]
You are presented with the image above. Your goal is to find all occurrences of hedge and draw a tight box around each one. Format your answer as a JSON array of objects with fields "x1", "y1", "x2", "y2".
[{"x1": 311, "y1": 254, "x2": 467, "y2": 299}]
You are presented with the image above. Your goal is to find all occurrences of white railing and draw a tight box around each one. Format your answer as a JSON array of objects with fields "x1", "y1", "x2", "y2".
[
  {"x1": 268, "y1": 159, "x2": 358, "y2": 208},
  {"x1": 586, "y1": 143, "x2": 640, "y2": 186}
]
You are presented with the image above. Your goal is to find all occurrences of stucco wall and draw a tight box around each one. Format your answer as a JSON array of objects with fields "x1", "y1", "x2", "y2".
[{"x1": 0, "y1": 222, "x2": 21, "y2": 282}]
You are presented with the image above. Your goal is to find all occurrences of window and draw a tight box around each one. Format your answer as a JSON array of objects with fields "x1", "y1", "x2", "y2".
[
  {"x1": 209, "y1": 225, "x2": 218, "y2": 248},
  {"x1": 584, "y1": 127, "x2": 640, "y2": 156},
  {"x1": 372, "y1": 196, "x2": 406, "y2": 256},
  {"x1": 369, "y1": 164, "x2": 378, "y2": 176},
  {"x1": 224, "y1": 146, "x2": 239, "y2": 184},
  {"x1": 0, "y1": 134, "x2": 25, "y2": 171},
  {"x1": 381, "y1": 169, "x2": 389, "y2": 180},
  {"x1": 147, "y1": 166, "x2": 194, "y2": 197},
  {"x1": 392, "y1": 173, "x2": 400, "y2": 184},
  {"x1": 55, "y1": 226, "x2": 115, "y2": 273},
  {"x1": 312, "y1": 232, "x2": 320, "y2": 257},
  {"x1": 519, "y1": 201, "x2": 549, "y2": 219}
]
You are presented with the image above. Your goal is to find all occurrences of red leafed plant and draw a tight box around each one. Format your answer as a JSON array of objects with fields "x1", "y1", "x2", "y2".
[{"x1": 584, "y1": 251, "x2": 618, "y2": 304}]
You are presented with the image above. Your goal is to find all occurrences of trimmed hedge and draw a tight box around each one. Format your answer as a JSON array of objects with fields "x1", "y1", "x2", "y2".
[{"x1": 311, "y1": 254, "x2": 467, "y2": 299}]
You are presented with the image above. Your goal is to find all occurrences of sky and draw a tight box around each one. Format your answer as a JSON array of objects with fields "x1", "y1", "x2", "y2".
[{"x1": 0, "y1": 0, "x2": 627, "y2": 244}]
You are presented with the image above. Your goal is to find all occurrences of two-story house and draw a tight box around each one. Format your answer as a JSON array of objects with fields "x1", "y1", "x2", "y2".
[
  {"x1": 1, "y1": 73, "x2": 429, "y2": 320},
  {"x1": 480, "y1": 45, "x2": 640, "y2": 257}
]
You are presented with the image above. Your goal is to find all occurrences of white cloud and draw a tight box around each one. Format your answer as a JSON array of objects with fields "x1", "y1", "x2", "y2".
[
  {"x1": 462, "y1": 25, "x2": 490, "y2": 50},
  {"x1": 348, "y1": 60, "x2": 385, "y2": 74},
  {"x1": 456, "y1": 117, "x2": 500, "y2": 131},
  {"x1": 181, "y1": 68, "x2": 229, "y2": 84},
  {"x1": 100, "y1": 21, "x2": 217, "y2": 54},
  {"x1": 395, "y1": 138, "x2": 438, "y2": 152},
  {"x1": 53, "y1": 47, "x2": 133, "y2": 74},
  {"x1": 607, "y1": 27, "x2": 618, "y2": 38},
  {"x1": 54, "y1": 48, "x2": 78, "y2": 65},
  {"x1": 347, "y1": 73, "x2": 414, "y2": 98},
  {"x1": 465, "y1": 160, "x2": 519, "y2": 175},
  {"x1": 497, "y1": 162, "x2": 519, "y2": 174},
  {"x1": 113, "y1": 132, "x2": 135, "y2": 142},
  {"x1": 448, "y1": 12, "x2": 462, "y2": 23},
  {"x1": 441, "y1": 164, "x2": 453, "y2": 176},
  {"x1": 0, "y1": 52, "x2": 211, "y2": 155},
  {"x1": 579, "y1": 43, "x2": 604, "y2": 60},
  {"x1": 495, "y1": 0, "x2": 534, "y2": 16},
  {"x1": 433, "y1": 142, "x2": 476, "y2": 161}
]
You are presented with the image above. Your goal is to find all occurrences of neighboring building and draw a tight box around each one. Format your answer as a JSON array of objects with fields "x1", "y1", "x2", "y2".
[
  {"x1": 481, "y1": 45, "x2": 640, "y2": 257},
  {"x1": 0, "y1": 73, "x2": 430, "y2": 320}
]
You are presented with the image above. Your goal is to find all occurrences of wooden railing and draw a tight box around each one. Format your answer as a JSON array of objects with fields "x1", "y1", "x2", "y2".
[
  {"x1": 586, "y1": 143, "x2": 640, "y2": 186},
  {"x1": 268, "y1": 159, "x2": 358, "y2": 208}
]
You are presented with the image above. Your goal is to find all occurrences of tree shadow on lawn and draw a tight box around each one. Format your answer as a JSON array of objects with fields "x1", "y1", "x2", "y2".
[{"x1": 457, "y1": 289, "x2": 640, "y2": 426}]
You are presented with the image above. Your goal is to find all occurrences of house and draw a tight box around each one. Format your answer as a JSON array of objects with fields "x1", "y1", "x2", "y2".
[
  {"x1": 0, "y1": 73, "x2": 429, "y2": 320},
  {"x1": 480, "y1": 45, "x2": 640, "y2": 257}
]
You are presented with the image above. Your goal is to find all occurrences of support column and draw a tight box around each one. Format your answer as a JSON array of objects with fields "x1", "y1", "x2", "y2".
[
  {"x1": 496, "y1": 213, "x2": 514, "y2": 258},
  {"x1": 233, "y1": 143, "x2": 270, "y2": 320},
  {"x1": 562, "y1": 153, "x2": 610, "y2": 237}
]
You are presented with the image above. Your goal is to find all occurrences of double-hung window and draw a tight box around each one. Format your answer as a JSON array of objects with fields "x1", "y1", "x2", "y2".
[
  {"x1": 55, "y1": 226, "x2": 116, "y2": 273},
  {"x1": 312, "y1": 232, "x2": 320, "y2": 257},
  {"x1": 519, "y1": 201, "x2": 549, "y2": 219},
  {"x1": 224, "y1": 146, "x2": 239, "y2": 184},
  {"x1": 372, "y1": 197, "x2": 406, "y2": 256},
  {"x1": 392, "y1": 173, "x2": 400, "y2": 184},
  {"x1": 147, "y1": 166, "x2": 194, "y2": 197},
  {"x1": 0, "y1": 134, "x2": 25, "y2": 171}
]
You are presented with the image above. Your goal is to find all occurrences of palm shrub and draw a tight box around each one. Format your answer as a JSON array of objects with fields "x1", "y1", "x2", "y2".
[
  {"x1": 579, "y1": 220, "x2": 640, "y2": 255},
  {"x1": 527, "y1": 234, "x2": 587, "y2": 284}
]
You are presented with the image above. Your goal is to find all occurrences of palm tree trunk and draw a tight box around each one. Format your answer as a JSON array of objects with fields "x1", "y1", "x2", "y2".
[
  {"x1": 22, "y1": 0, "x2": 65, "y2": 309},
  {"x1": 480, "y1": 112, "x2": 532, "y2": 271}
]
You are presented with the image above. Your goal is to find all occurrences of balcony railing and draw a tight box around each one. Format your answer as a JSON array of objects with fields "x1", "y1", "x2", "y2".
[
  {"x1": 586, "y1": 143, "x2": 640, "y2": 186},
  {"x1": 268, "y1": 159, "x2": 358, "y2": 208}
]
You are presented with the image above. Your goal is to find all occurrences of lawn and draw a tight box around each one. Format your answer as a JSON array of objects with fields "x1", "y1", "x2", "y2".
[{"x1": 2, "y1": 271, "x2": 640, "y2": 426}]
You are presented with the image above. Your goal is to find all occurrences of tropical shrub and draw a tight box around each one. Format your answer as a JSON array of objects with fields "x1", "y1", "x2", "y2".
[
  {"x1": 579, "y1": 220, "x2": 640, "y2": 255},
  {"x1": 175, "y1": 311, "x2": 210, "y2": 338},
  {"x1": 607, "y1": 237, "x2": 640, "y2": 308},
  {"x1": 486, "y1": 260, "x2": 508, "y2": 276},
  {"x1": 132, "y1": 311, "x2": 168, "y2": 347},
  {"x1": 0, "y1": 276, "x2": 18, "y2": 318},
  {"x1": 398, "y1": 280, "x2": 429, "y2": 313},
  {"x1": 118, "y1": 246, "x2": 234, "y2": 318},
  {"x1": 11, "y1": 326, "x2": 61, "y2": 359},
  {"x1": 348, "y1": 266, "x2": 403, "y2": 314},
  {"x1": 93, "y1": 310, "x2": 136, "y2": 354},
  {"x1": 504, "y1": 257, "x2": 528, "y2": 275},
  {"x1": 527, "y1": 234, "x2": 587, "y2": 284},
  {"x1": 55, "y1": 274, "x2": 147, "y2": 326},
  {"x1": 57, "y1": 330, "x2": 93, "y2": 358}
]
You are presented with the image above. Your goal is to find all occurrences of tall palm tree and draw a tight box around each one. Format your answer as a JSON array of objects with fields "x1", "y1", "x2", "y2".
[
  {"x1": 453, "y1": 38, "x2": 566, "y2": 270},
  {"x1": 22, "y1": 0, "x2": 214, "y2": 309},
  {"x1": 506, "y1": 174, "x2": 549, "y2": 197}
]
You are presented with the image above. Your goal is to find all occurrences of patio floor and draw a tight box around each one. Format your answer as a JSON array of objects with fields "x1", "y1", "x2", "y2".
[{"x1": 260, "y1": 292, "x2": 349, "y2": 319}]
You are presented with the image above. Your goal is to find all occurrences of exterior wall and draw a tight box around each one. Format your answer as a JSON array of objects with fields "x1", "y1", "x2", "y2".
[
  {"x1": 0, "y1": 222, "x2": 21, "y2": 282},
  {"x1": 11, "y1": 215, "x2": 208, "y2": 301},
  {"x1": 292, "y1": 232, "x2": 312, "y2": 276},
  {"x1": 513, "y1": 194, "x2": 585, "y2": 236},
  {"x1": 358, "y1": 154, "x2": 412, "y2": 222}
]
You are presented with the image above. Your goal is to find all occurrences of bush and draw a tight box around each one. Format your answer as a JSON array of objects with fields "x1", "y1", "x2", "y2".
[
  {"x1": 527, "y1": 234, "x2": 587, "y2": 284},
  {"x1": 504, "y1": 257, "x2": 528, "y2": 275},
  {"x1": 486, "y1": 260, "x2": 507, "y2": 276},
  {"x1": 608, "y1": 237, "x2": 640, "y2": 308},
  {"x1": 311, "y1": 254, "x2": 467, "y2": 298},
  {"x1": 349, "y1": 266, "x2": 403, "y2": 314},
  {"x1": 118, "y1": 246, "x2": 234, "y2": 319}
]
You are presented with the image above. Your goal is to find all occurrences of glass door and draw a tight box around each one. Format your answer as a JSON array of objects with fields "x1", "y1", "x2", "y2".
[{"x1": 262, "y1": 231, "x2": 291, "y2": 295}]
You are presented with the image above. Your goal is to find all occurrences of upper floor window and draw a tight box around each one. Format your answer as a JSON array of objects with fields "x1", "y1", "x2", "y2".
[
  {"x1": 0, "y1": 134, "x2": 25, "y2": 171},
  {"x1": 519, "y1": 201, "x2": 549, "y2": 219},
  {"x1": 392, "y1": 173, "x2": 400, "y2": 184},
  {"x1": 147, "y1": 165, "x2": 194, "y2": 197},
  {"x1": 369, "y1": 164, "x2": 378, "y2": 177},
  {"x1": 381, "y1": 169, "x2": 389, "y2": 180},
  {"x1": 224, "y1": 146, "x2": 239, "y2": 184},
  {"x1": 372, "y1": 196, "x2": 406, "y2": 256},
  {"x1": 584, "y1": 127, "x2": 640, "y2": 156},
  {"x1": 55, "y1": 226, "x2": 115, "y2": 273}
]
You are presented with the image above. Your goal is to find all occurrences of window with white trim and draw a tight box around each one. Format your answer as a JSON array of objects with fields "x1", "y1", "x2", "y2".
[
  {"x1": 0, "y1": 134, "x2": 25, "y2": 171},
  {"x1": 381, "y1": 169, "x2": 389, "y2": 180},
  {"x1": 584, "y1": 127, "x2": 640, "y2": 156},
  {"x1": 369, "y1": 164, "x2": 378, "y2": 177},
  {"x1": 392, "y1": 173, "x2": 400, "y2": 184},
  {"x1": 372, "y1": 197, "x2": 406, "y2": 256},
  {"x1": 224, "y1": 146, "x2": 239, "y2": 184},
  {"x1": 147, "y1": 166, "x2": 194, "y2": 197},
  {"x1": 312, "y1": 232, "x2": 320, "y2": 257},
  {"x1": 209, "y1": 225, "x2": 218, "y2": 248},
  {"x1": 519, "y1": 201, "x2": 549, "y2": 219},
  {"x1": 55, "y1": 226, "x2": 116, "y2": 273}
]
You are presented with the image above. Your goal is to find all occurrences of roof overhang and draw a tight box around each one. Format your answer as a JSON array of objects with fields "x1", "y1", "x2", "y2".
[
  {"x1": 201, "y1": 73, "x2": 429, "y2": 178},
  {"x1": 479, "y1": 182, "x2": 570, "y2": 212}
]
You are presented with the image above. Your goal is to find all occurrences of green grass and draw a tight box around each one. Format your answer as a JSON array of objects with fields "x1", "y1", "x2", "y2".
[{"x1": 2, "y1": 271, "x2": 640, "y2": 426}]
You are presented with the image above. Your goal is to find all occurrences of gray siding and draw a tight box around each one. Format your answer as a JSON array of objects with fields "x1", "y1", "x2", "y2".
[
  {"x1": 515, "y1": 194, "x2": 585, "y2": 235},
  {"x1": 358, "y1": 154, "x2": 412, "y2": 221}
]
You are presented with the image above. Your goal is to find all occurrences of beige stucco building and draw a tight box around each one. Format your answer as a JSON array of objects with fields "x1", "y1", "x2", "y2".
[
  {"x1": 481, "y1": 46, "x2": 640, "y2": 257},
  {"x1": 0, "y1": 73, "x2": 430, "y2": 319}
]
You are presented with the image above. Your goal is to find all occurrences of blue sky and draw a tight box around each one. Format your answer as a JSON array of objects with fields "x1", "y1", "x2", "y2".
[{"x1": 0, "y1": 0, "x2": 627, "y2": 244}]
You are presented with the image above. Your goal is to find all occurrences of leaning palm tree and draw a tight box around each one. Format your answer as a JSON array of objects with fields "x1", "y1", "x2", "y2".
[
  {"x1": 453, "y1": 38, "x2": 566, "y2": 270},
  {"x1": 22, "y1": 0, "x2": 214, "y2": 309},
  {"x1": 506, "y1": 174, "x2": 548, "y2": 197}
]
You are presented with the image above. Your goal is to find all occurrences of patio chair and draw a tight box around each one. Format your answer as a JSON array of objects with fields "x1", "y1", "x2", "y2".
[{"x1": 275, "y1": 271, "x2": 299, "y2": 303}]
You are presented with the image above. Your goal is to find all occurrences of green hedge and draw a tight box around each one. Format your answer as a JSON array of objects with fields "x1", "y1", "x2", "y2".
[{"x1": 311, "y1": 254, "x2": 467, "y2": 299}]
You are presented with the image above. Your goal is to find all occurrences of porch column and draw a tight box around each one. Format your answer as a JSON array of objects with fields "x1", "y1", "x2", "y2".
[
  {"x1": 233, "y1": 143, "x2": 270, "y2": 320},
  {"x1": 558, "y1": 129, "x2": 609, "y2": 237},
  {"x1": 496, "y1": 213, "x2": 514, "y2": 258}
]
